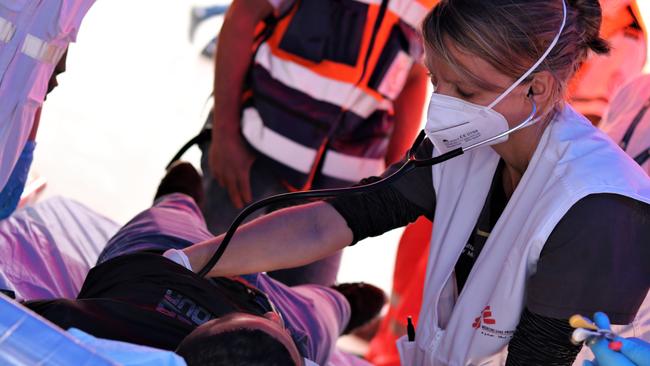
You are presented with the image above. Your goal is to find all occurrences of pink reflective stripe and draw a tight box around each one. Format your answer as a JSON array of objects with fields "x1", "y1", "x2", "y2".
[{"x1": 21, "y1": 34, "x2": 65, "y2": 64}]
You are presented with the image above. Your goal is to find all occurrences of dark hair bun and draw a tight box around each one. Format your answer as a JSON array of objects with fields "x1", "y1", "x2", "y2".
[{"x1": 568, "y1": 0, "x2": 610, "y2": 54}]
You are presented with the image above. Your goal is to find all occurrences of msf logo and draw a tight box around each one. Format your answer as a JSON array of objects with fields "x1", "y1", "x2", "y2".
[{"x1": 472, "y1": 306, "x2": 496, "y2": 329}]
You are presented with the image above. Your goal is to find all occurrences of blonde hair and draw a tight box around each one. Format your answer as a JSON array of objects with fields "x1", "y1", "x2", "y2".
[{"x1": 422, "y1": 0, "x2": 609, "y2": 106}]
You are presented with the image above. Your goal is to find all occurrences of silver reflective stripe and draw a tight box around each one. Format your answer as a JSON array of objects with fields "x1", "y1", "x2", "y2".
[
  {"x1": 254, "y1": 43, "x2": 392, "y2": 119},
  {"x1": 242, "y1": 107, "x2": 385, "y2": 181},
  {"x1": 388, "y1": 0, "x2": 430, "y2": 29},
  {"x1": 0, "y1": 17, "x2": 16, "y2": 43},
  {"x1": 21, "y1": 34, "x2": 65, "y2": 63},
  {"x1": 304, "y1": 359, "x2": 319, "y2": 366}
]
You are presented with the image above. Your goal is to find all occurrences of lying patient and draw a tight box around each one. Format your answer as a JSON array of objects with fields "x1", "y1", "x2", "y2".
[{"x1": 24, "y1": 163, "x2": 385, "y2": 366}]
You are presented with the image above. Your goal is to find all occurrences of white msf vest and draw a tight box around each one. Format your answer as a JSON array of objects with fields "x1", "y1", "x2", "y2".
[
  {"x1": 397, "y1": 105, "x2": 650, "y2": 366},
  {"x1": 0, "y1": 0, "x2": 96, "y2": 191}
]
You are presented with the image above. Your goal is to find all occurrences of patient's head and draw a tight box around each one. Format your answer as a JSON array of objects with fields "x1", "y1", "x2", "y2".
[{"x1": 176, "y1": 312, "x2": 303, "y2": 366}]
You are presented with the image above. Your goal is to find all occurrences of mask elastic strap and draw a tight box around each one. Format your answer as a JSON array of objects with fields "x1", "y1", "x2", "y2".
[
  {"x1": 487, "y1": 0, "x2": 567, "y2": 109},
  {"x1": 465, "y1": 97, "x2": 539, "y2": 152}
]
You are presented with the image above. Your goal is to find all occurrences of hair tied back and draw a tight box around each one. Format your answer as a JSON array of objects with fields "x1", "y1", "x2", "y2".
[{"x1": 567, "y1": 0, "x2": 610, "y2": 54}]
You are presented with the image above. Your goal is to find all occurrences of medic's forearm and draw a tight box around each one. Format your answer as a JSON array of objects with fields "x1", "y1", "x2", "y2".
[
  {"x1": 183, "y1": 202, "x2": 353, "y2": 277},
  {"x1": 212, "y1": 0, "x2": 273, "y2": 136}
]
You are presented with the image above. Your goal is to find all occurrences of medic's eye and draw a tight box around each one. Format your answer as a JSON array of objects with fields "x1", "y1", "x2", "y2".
[{"x1": 456, "y1": 87, "x2": 474, "y2": 99}]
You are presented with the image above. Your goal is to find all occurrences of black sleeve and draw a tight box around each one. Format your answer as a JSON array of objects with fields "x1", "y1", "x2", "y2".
[
  {"x1": 527, "y1": 194, "x2": 650, "y2": 324},
  {"x1": 506, "y1": 308, "x2": 581, "y2": 366},
  {"x1": 325, "y1": 140, "x2": 435, "y2": 245}
]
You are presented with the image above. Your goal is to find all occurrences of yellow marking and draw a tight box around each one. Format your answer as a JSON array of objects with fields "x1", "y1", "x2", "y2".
[
  {"x1": 476, "y1": 228, "x2": 491, "y2": 238},
  {"x1": 569, "y1": 315, "x2": 598, "y2": 330}
]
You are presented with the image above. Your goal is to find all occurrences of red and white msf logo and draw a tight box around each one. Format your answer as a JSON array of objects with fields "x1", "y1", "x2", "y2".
[{"x1": 472, "y1": 306, "x2": 496, "y2": 329}]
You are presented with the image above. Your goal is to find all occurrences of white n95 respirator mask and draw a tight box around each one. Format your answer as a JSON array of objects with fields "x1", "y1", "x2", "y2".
[
  {"x1": 424, "y1": 0, "x2": 567, "y2": 155},
  {"x1": 425, "y1": 93, "x2": 512, "y2": 154}
]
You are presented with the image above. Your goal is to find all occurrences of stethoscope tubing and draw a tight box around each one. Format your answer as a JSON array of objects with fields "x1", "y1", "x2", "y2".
[{"x1": 197, "y1": 99, "x2": 539, "y2": 277}]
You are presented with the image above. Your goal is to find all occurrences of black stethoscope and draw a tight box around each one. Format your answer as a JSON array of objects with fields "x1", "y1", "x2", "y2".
[{"x1": 195, "y1": 100, "x2": 539, "y2": 277}]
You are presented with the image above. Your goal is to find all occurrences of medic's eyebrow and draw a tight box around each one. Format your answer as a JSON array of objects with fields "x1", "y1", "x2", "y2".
[
  {"x1": 457, "y1": 68, "x2": 505, "y2": 93},
  {"x1": 426, "y1": 50, "x2": 508, "y2": 94},
  {"x1": 441, "y1": 41, "x2": 507, "y2": 93}
]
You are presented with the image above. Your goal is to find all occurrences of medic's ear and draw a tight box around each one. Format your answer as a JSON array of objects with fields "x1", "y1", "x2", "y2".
[{"x1": 527, "y1": 71, "x2": 554, "y2": 106}]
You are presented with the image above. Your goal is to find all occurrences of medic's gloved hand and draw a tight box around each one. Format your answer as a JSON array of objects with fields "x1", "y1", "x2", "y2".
[
  {"x1": 583, "y1": 312, "x2": 650, "y2": 366},
  {"x1": 0, "y1": 141, "x2": 36, "y2": 220}
]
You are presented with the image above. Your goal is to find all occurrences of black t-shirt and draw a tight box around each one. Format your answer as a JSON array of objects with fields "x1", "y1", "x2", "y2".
[
  {"x1": 25, "y1": 253, "x2": 274, "y2": 351},
  {"x1": 454, "y1": 159, "x2": 508, "y2": 291},
  {"x1": 327, "y1": 140, "x2": 650, "y2": 324}
]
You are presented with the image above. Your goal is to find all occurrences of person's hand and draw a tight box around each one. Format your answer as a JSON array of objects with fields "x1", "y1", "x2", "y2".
[
  {"x1": 208, "y1": 127, "x2": 256, "y2": 209},
  {"x1": 583, "y1": 312, "x2": 650, "y2": 366}
]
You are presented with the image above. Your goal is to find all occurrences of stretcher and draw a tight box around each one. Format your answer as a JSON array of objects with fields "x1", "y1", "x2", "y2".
[{"x1": 0, "y1": 196, "x2": 184, "y2": 365}]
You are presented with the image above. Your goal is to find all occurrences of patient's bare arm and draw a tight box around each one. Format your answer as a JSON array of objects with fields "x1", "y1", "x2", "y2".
[{"x1": 182, "y1": 201, "x2": 353, "y2": 277}]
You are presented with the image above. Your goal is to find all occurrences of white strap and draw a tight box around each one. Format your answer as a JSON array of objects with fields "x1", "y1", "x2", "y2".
[
  {"x1": 488, "y1": 0, "x2": 568, "y2": 109},
  {"x1": 21, "y1": 34, "x2": 65, "y2": 64},
  {"x1": 0, "y1": 17, "x2": 16, "y2": 43}
]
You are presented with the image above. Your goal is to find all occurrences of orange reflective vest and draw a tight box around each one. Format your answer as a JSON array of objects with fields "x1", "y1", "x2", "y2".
[{"x1": 242, "y1": 0, "x2": 437, "y2": 189}]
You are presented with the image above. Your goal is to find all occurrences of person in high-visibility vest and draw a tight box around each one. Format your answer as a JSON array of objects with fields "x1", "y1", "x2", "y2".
[
  {"x1": 569, "y1": 0, "x2": 646, "y2": 125},
  {"x1": 200, "y1": 0, "x2": 436, "y2": 286},
  {"x1": 0, "y1": 0, "x2": 95, "y2": 219}
]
